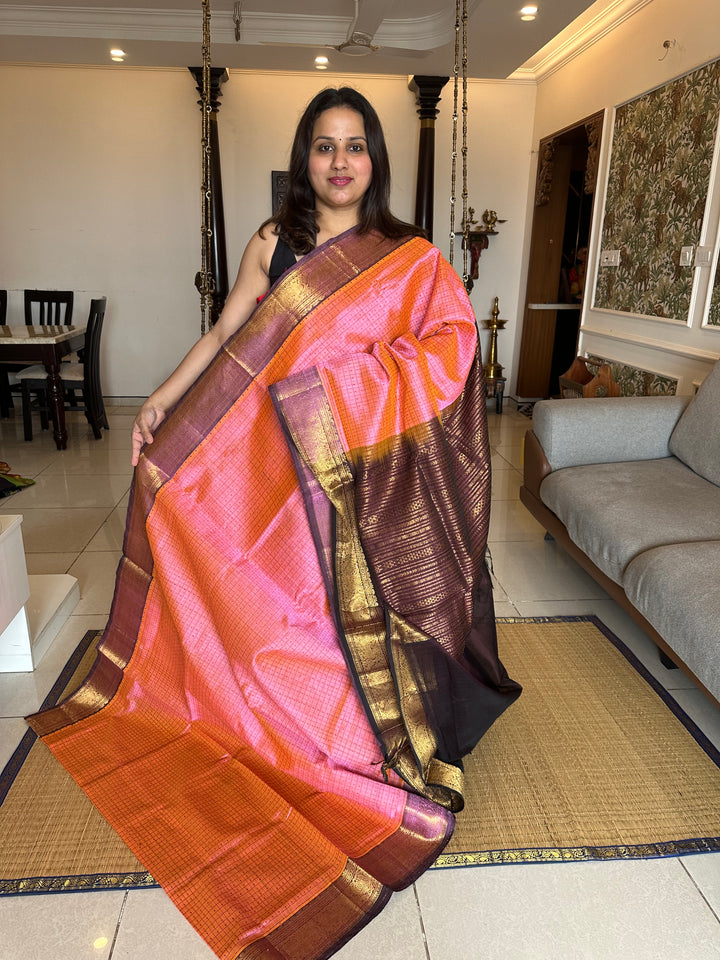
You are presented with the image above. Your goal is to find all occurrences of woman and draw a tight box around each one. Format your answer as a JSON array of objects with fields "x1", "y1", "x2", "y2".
[
  {"x1": 131, "y1": 87, "x2": 424, "y2": 465},
  {"x1": 31, "y1": 88, "x2": 520, "y2": 960}
]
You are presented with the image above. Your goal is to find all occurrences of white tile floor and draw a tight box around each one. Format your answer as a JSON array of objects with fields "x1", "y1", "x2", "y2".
[{"x1": 1, "y1": 402, "x2": 719, "y2": 959}]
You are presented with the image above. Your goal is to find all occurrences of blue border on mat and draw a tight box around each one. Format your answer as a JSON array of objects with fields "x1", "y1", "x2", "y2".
[
  {"x1": 431, "y1": 615, "x2": 720, "y2": 869},
  {"x1": 0, "y1": 630, "x2": 160, "y2": 896}
]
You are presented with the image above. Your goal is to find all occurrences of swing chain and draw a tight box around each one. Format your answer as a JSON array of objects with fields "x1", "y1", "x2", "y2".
[
  {"x1": 449, "y1": 0, "x2": 470, "y2": 291},
  {"x1": 197, "y1": 0, "x2": 215, "y2": 336}
]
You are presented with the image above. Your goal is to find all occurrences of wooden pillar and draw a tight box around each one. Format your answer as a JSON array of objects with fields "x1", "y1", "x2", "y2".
[
  {"x1": 408, "y1": 75, "x2": 449, "y2": 243},
  {"x1": 188, "y1": 66, "x2": 229, "y2": 326}
]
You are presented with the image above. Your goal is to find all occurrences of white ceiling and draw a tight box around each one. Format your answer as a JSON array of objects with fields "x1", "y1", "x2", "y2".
[{"x1": 0, "y1": 0, "x2": 607, "y2": 79}]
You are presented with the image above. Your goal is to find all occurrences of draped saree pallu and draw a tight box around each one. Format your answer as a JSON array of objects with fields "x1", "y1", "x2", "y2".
[{"x1": 28, "y1": 228, "x2": 521, "y2": 960}]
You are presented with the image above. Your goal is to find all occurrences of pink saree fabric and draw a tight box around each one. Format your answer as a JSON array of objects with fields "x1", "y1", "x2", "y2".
[{"x1": 29, "y1": 228, "x2": 520, "y2": 960}]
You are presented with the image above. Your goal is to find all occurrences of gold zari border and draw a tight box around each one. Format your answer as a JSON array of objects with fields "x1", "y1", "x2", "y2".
[
  {"x1": 0, "y1": 871, "x2": 157, "y2": 896},
  {"x1": 433, "y1": 837, "x2": 720, "y2": 868},
  {"x1": 275, "y1": 370, "x2": 464, "y2": 812}
]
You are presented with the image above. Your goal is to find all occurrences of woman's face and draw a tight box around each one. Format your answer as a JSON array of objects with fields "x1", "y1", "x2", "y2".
[{"x1": 307, "y1": 107, "x2": 373, "y2": 216}]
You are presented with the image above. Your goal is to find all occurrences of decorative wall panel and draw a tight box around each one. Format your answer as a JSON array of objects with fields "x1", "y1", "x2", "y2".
[
  {"x1": 595, "y1": 59, "x2": 720, "y2": 321},
  {"x1": 709, "y1": 260, "x2": 720, "y2": 326},
  {"x1": 586, "y1": 355, "x2": 678, "y2": 396}
]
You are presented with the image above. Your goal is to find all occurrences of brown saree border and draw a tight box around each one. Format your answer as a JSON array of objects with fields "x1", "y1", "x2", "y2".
[
  {"x1": 354, "y1": 792, "x2": 455, "y2": 888},
  {"x1": 238, "y1": 863, "x2": 391, "y2": 960}
]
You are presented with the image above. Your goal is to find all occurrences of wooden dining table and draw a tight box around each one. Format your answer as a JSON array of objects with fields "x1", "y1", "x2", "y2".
[{"x1": 0, "y1": 322, "x2": 87, "y2": 449}]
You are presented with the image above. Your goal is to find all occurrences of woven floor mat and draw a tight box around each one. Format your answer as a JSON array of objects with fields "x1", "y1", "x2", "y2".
[{"x1": 1, "y1": 617, "x2": 718, "y2": 894}]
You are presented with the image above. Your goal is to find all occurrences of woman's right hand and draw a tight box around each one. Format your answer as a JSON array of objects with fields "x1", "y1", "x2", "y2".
[{"x1": 131, "y1": 402, "x2": 167, "y2": 466}]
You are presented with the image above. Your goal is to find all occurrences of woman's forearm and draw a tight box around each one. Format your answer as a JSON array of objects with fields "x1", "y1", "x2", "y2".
[
  {"x1": 131, "y1": 228, "x2": 270, "y2": 465},
  {"x1": 147, "y1": 327, "x2": 224, "y2": 414}
]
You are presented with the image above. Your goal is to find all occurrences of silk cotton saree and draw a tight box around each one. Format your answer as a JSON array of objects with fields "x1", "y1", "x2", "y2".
[{"x1": 28, "y1": 228, "x2": 521, "y2": 960}]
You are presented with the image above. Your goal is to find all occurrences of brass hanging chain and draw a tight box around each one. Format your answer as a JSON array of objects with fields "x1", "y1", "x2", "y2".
[
  {"x1": 449, "y1": 1, "x2": 460, "y2": 270},
  {"x1": 460, "y1": 0, "x2": 469, "y2": 288},
  {"x1": 198, "y1": 0, "x2": 215, "y2": 335},
  {"x1": 449, "y1": 0, "x2": 469, "y2": 290}
]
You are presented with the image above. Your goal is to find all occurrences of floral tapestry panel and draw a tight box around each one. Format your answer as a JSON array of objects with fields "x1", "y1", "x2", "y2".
[
  {"x1": 709, "y1": 257, "x2": 720, "y2": 326},
  {"x1": 586, "y1": 356, "x2": 678, "y2": 396},
  {"x1": 595, "y1": 59, "x2": 720, "y2": 320}
]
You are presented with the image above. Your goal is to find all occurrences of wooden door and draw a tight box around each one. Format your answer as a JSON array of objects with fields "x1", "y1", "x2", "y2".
[
  {"x1": 516, "y1": 113, "x2": 603, "y2": 399},
  {"x1": 516, "y1": 144, "x2": 572, "y2": 398}
]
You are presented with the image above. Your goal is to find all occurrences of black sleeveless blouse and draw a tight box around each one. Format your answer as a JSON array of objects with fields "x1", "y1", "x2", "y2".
[{"x1": 269, "y1": 237, "x2": 298, "y2": 287}]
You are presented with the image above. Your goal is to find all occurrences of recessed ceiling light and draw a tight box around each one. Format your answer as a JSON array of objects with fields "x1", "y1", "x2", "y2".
[
  {"x1": 110, "y1": 48, "x2": 126, "y2": 57},
  {"x1": 521, "y1": 4, "x2": 538, "y2": 12},
  {"x1": 315, "y1": 55, "x2": 329, "y2": 64}
]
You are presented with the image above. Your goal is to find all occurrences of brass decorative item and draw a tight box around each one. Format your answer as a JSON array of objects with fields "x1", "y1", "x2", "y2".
[
  {"x1": 462, "y1": 207, "x2": 479, "y2": 231},
  {"x1": 484, "y1": 296, "x2": 506, "y2": 380},
  {"x1": 483, "y1": 297, "x2": 507, "y2": 413},
  {"x1": 483, "y1": 209, "x2": 506, "y2": 232},
  {"x1": 455, "y1": 210, "x2": 506, "y2": 292},
  {"x1": 461, "y1": 207, "x2": 506, "y2": 235}
]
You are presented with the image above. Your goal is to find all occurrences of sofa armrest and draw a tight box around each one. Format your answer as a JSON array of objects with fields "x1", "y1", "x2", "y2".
[
  {"x1": 523, "y1": 429, "x2": 552, "y2": 499},
  {"x1": 532, "y1": 396, "x2": 691, "y2": 471}
]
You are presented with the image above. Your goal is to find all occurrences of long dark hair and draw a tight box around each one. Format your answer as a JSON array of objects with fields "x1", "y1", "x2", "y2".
[{"x1": 260, "y1": 87, "x2": 424, "y2": 253}]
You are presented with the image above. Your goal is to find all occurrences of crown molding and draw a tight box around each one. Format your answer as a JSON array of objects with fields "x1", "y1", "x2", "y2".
[
  {"x1": 0, "y1": 5, "x2": 204, "y2": 42},
  {"x1": 0, "y1": 3, "x2": 479, "y2": 49},
  {"x1": 510, "y1": 0, "x2": 653, "y2": 82}
]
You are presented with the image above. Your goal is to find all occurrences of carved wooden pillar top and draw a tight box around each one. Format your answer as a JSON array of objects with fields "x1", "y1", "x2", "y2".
[
  {"x1": 188, "y1": 66, "x2": 229, "y2": 111},
  {"x1": 409, "y1": 75, "x2": 449, "y2": 122},
  {"x1": 408, "y1": 76, "x2": 449, "y2": 243}
]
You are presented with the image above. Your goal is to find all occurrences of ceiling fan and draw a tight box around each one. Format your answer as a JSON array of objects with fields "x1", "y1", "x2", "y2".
[{"x1": 261, "y1": 0, "x2": 430, "y2": 59}]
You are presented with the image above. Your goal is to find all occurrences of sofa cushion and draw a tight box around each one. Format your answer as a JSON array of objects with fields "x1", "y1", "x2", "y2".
[
  {"x1": 539, "y1": 457, "x2": 720, "y2": 584},
  {"x1": 669, "y1": 360, "x2": 720, "y2": 486},
  {"x1": 624, "y1": 541, "x2": 720, "y2": 702},
  {"x1": 533, "y1": 396, "x2": 689, "y2": 472}
]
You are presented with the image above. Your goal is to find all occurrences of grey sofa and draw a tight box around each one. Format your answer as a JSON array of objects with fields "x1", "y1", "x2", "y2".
[{"x1": 520, "y1": 360, "x2": 720, "y2": 705}]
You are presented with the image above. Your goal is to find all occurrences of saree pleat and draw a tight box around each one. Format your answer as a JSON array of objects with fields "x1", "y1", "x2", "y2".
[{"x1": 28, "y1": 228, "x2": 520, "y2": 960}]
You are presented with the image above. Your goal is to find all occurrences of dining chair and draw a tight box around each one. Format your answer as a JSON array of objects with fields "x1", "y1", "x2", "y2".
[
  {"x1": 1, "y1": 290, "x2": 76, "y2": 416},
  {"x1": 24, "y1": 289, "x2": 74, "y2": 326},
  {"x1": 17, "y1": 297, "x2": 108, "y2": 441}
]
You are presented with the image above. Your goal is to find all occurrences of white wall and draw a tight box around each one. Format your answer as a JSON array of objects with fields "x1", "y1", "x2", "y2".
[
  {"x1": 1, "y1": 65, "x2": 200, "y2": 398},
  {"x1": 0, "y1": 64, "x2": 536, "y2": 399},
  {"x1": 528, "y1": 0, "x2": 720, "y2": 394}
]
